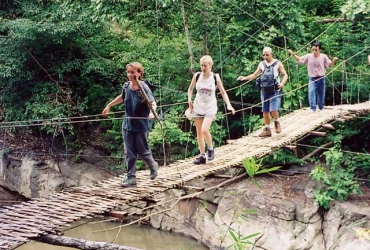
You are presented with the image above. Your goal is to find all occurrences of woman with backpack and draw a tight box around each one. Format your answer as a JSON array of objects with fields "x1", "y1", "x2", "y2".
[
  {"x1": 102, "y1": 62, "x2": 158, "y2": 187},
  {"x1": 237, "y1": 47, "x2": 288, "y2": 137},
  {"x1": 187, "y1": 55, "x2": 235, "y2": 165}
]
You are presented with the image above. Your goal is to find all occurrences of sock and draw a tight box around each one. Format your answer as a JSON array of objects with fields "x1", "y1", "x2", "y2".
[
  {"x1": 207, "y1": 145, "x2": 213, "y2": 150},
  {"x1": 200, "y1": 153, "x2": 206, "y2": 158},
  {"x1": 265, "y1": 124, "x2": 270, "y2": 129},
  {"x1": 274, "y1": 118, "x2": 280, "y2": 122}
]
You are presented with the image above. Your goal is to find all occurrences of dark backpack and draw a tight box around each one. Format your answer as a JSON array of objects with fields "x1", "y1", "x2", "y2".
[{"x1": 256, "y1": 60, "x2": 279, "y2": 94}]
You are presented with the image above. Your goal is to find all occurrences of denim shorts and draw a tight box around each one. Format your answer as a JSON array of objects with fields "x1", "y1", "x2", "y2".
[{"x1": 260, "y1": 90, "x2": 281, "y2": 112}]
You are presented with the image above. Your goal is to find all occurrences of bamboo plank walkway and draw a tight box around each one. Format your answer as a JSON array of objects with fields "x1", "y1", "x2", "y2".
[{"x1": 0, "y1": 102, "x2": 369, "y2": 249}]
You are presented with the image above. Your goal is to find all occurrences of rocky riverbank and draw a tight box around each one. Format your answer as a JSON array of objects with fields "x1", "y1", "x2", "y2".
[
  {"x1": 1, "y1": 152, "x2": 369, "y2": 250},
  {"x1": 147, "y1": 172, "x2": 370, "y2": 250}
]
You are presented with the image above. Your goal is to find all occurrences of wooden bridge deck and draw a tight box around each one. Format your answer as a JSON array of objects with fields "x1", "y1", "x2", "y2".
[{"x1": 0, "y1": 102, "x2": 369, "y2": 249}]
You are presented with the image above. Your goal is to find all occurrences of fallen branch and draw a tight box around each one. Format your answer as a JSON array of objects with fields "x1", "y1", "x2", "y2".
[
  {"x1": 302, "y1": 141, "x2": 334, "y2": 161},
  {"x1": 39, "y1": 234, "x2": 144, "y2": 250}
]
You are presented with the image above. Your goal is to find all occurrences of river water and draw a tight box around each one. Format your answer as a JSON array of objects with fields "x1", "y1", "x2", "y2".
[{"x1": 16, "y1": 219, "x2": 209, "y2": 250}]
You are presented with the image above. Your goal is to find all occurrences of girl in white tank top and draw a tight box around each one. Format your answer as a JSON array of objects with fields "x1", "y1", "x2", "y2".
[{"x1": 187, "y1": 55, "x2": 235, "y2": 165}]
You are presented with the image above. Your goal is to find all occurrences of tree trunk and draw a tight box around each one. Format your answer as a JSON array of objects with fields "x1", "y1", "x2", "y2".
[
  {"x1": 38, "y1": 234, "x2": 144, "y2": 250},
  {"x1": 180, "y1": 0, "x2": 195, "y2": 74},
  {"x1": 202, "y1": 0, "x2": 210, "y2": 55}
]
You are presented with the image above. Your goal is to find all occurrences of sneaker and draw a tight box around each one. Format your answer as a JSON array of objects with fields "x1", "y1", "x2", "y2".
[
  {"x1": 207, "y1": 149, "x2": 215, "y2": 161},
  {"x1": 193, "y1": 155, "x2": 206, "y2": 165},
  {"x1": 258, "y1": 127, "x2": 272, "y2": 137},
  {"x1": 274, "y1": 121, "x2": 281, "y2": 133},
  {"x1": 150, "y1": 162, "x2": 158, "y2": 180},
  {"x1": 121, "y1": 175, "x2": 137, "y2": 188}
]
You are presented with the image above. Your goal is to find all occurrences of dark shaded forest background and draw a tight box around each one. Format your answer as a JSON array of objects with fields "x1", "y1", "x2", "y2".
[{"x1": 0, "y1": 0, "x2": 369, "y2": 169}]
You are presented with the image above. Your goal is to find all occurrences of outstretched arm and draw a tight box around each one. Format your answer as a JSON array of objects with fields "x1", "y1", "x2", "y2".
[
  {"x1": 216, "y1": 74, "x2": 235, "y2": 115},
  {"x1": 288, "y1": 49, "x2": 301, "y2": 62},
  {"x1": 102, "y1": 95, "x2": 123, "y2": 116},
  {"x1": 329, "y1": 57, "x2": 338, "y2": 67},
  {"x1": 237, "y1": 65, "x2": 262, "y2": 82}
]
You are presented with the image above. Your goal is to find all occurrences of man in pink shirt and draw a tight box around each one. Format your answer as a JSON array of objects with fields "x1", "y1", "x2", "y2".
[{"x1": 288, "y1": 42, "x2": 338, "y2": 112}]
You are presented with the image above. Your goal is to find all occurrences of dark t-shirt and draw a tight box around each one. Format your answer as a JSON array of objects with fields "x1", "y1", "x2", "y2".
[{"x1": 122, "y1": 81, "x2": 155, "y2": 132}]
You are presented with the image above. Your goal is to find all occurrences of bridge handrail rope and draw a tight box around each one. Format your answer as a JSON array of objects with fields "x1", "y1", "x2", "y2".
[{"x1": 0, "y1": 54, "x2": 366, "y2": 129}]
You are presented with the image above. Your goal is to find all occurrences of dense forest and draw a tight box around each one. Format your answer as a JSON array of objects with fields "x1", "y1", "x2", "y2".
[{"x1": 0, "y1": 0, "x2": 369, "y2": 184}]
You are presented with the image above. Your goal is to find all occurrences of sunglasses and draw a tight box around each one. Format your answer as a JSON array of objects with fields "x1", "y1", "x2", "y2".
[
  {"x1": 312, "y1": 48, "x2": 319, "y2": 51},
  {"x1": 263, "y1": 54, "x2": 270, "y2": 56}
]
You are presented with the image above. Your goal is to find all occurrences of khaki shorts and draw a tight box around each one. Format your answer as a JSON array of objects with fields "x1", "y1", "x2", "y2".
[{"x1": 192, "y1": 112, "x2": 216, "y2": 119}]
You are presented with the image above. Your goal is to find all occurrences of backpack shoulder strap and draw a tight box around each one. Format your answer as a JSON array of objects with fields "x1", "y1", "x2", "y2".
[
  {"x1": 121, "y1": 81, "x2": 130, "y2": 100},
  {"x1": 195, "y1": 72, "x2": 201, "y2": 82},
  {"x1": 271, "y1": 60, "x2": 279, "y2": 68},
  {"x1": 195, "y1": 72, "x2": 217, "y2": 85},
  {"x1": 260, "y1": 61, "x2": 268, "y2": 74},
  {"x1": 143, "y1": 79, "x2": 156, "y2": 92},
  {"x1": 272, "y1": 60, "x2": 280, "y2": 78}
]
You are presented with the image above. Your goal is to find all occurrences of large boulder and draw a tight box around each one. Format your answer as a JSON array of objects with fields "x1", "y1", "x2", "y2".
[
  {"x1": 0, "y1": 152, "x2": 114, "y2": 199},
  {"x1": 148, "y1": 174, "x2": 370, "y2": 250}
]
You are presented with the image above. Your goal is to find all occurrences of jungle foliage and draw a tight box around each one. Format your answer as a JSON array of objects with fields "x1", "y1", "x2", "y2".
[{"x1": 0, "y1": 0, "x2": 369, "y2": 172}]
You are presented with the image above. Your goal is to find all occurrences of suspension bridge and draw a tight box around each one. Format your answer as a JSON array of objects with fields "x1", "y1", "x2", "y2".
[{"x1": 0, "y1": 102, "x2": 369, "y2": 249}]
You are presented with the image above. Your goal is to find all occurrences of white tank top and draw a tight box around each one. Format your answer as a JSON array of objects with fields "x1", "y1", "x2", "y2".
[{"x1": 193, "y1": 72, "x2": 217, "y2": 115}]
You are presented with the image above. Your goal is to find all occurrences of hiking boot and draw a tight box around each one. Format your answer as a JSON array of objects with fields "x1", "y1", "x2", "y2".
[
  {"x1": 258, "y1": 127, "x2": 272, "y2": 137},
  {"x1": 207, "y1": 149, "x2": 214, "y2": 161},
  {"x1": 150, "y1": 162, "x2": 158, "y2": 180},
  {"x1": 274, "y1": 121, "x2": 281, "y2": 134},
  {"x1": 121, "y1": 175, "x2": 137, "y2": 188},
  {"x1": 193, "y1": 155, "x2": 206, "y2": 165}
]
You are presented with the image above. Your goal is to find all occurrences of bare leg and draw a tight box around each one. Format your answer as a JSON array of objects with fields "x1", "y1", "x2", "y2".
[
  {"x1": 194, "y1": 118, "x2": 205, "y2": 154},
  {"x1": 270, "y1": 110, "x2": 279, "y2": 121},
  {"x1": 201, "y1": 117, "x2": 214, "y2": 148},
  {"x1": 263, "y1": 112, "x2": 271, "y2": 125}
]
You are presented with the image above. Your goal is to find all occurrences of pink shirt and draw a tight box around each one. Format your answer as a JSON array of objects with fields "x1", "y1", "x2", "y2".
[{"x1": 299, "y1": 53, "x2": 332, "y2": 77}]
